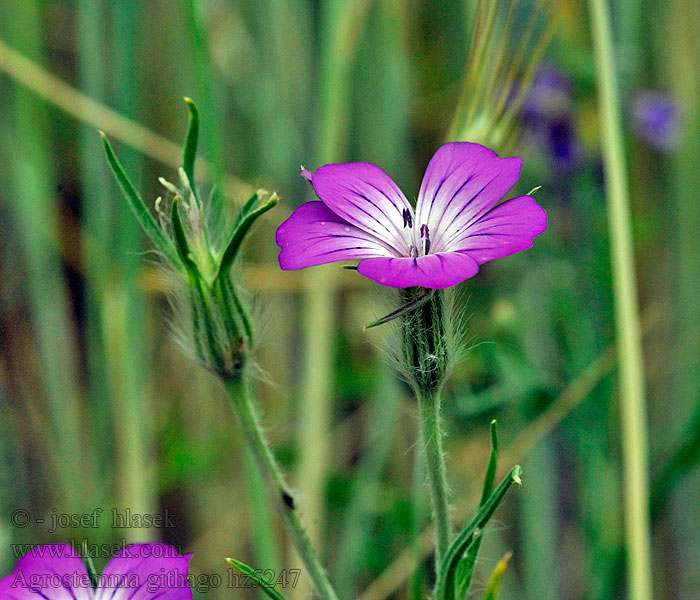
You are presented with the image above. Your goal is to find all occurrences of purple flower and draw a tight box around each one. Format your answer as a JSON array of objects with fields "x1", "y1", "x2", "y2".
[
  {"x1": 521, "y1": 65, "x2": 582, "y2": 169},
  {"x1": 0, "y1": 543, "x2": 193, "y2": 599},
  {"x1": 277, "y1": 142, "x2": 547, "y2": 289},
  {"x1": 632, "y1": 90, "x2": 683, "y2": 152},
  {"x1": 522, "y1": 65, "x2": 573, "y2": 121}
]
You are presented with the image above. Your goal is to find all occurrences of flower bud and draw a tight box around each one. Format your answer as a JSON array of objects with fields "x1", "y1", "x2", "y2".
[{"x1": 102, "y1": 99, "x2": 277, "y2": 383}]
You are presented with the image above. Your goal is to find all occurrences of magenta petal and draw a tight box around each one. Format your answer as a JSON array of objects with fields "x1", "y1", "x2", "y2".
[
  {"x1": 357, "y1": 252, "x2": 479, "y2": 289},
  {"x1": 0, "y1": 544, "x2": 93, "y2": 600},
  {"x1": 94, "y1": 543, "x2": 192, "y2": 600},
  {"x1": 304, "y1": 162, "x2": 413, "y2": 255},
  {"x1": 415, "y1": 142, "x2": 523, "y2": 252},
  {"x1": 447, "y1": 195, "x2": 547, "y2": 263},
  {"x1": 277, "y1": 201, "x2": 393, "y2": 269}
]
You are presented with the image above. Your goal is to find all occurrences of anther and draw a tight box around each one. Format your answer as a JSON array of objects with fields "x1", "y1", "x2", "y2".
[
  {"x1": 409, "y1": 245, "x2": 418, "y2": 258},
  {"x1": 420, "y1": 224, "x2": 431, "y2": 255},
  {"x1": 402, "y1": 208, "x2": 413, "y2": 229}
]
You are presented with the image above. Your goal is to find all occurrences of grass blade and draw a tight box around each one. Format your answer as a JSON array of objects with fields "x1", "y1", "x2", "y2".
[
  {"x1": 226, "y1": 558, "x2": 289, "y2": 600},
  {"x1": 483, "y1": 552, "x2": 513, "y2": 600}
]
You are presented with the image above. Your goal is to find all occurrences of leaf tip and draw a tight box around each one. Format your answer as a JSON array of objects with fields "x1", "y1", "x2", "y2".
[{"x1": 512, "y1": 467, "x2": 522, "y2": 486}]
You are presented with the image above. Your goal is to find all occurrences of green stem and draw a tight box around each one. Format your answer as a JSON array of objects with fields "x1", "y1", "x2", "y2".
[
  {"x1": 587, "y1": 1, "x2": 653, "y2": 599},
  {"x1": 225, "y1": 377, "x2": 339, "y2": 600},
  {"x1": 416, "y1": 387, "x2": 451, "y2": 568}
]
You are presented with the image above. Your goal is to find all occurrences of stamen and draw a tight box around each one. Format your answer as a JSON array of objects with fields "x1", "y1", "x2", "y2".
[
  {"x1": 420, "y1": 224, "x2": 431, "y2": 255},
  {"x1": 402, "y1": 208, "x2": 413, "y2": 229},
  {"x1": 154, "y1": 196, "x2": 167, "y2": 229},
  {"x1": 409, "y1": 244, "x2": 418, "y2": 258}
]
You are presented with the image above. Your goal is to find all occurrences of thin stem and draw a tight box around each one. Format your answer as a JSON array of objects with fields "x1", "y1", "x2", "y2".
[
  {"x1": 225, "y1": 377, "x2": 340, "y2": 600},
  {"x1": 587, "y1": 1, "x2": 653, "y2": 600},
  {"x1": 416, "y1": 387, "x2": 451, "y2": 568}
]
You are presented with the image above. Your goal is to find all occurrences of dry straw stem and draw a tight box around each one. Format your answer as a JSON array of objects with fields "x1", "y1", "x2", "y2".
[
  {"x1": 448, "y1": 0, "x2": 559, "y2": 151},
  {"x1": 358, "y1": 306, "x2": 662, "y2": 600},
  {"x1": 0, "y1": 37, "x2": 252, "y2": 200},
  {"x1": 0, "y1": 37, "x2": 310, "y2": 294}
]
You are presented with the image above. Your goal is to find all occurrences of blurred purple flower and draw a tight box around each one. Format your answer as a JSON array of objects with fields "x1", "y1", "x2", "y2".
[
  {"x1": 521, "y1": 65, "x2": 582, "y2": 169},
  {"x1": 0, "y1": 543, "x2": 193, "y2": 599},
  {"x1": 632, "y1": 90, "x2": 683, "y2": 152},
  {"x1": 276, "y1": 142, "x2": 547, "y2": 289}
]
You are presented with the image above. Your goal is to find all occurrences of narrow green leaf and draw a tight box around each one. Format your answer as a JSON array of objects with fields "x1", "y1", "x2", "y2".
[
  {"x1": 482, "y1": 420, "x2": 500, "y2": 504},
  {"x1": 231, "y1": 191, "x2": 262, "y2": 232},
  {"x1": 225, "y1": 558, "x2": 289, "y2": 600},
  {"x1": 182, "y1": 98, "x2": 200, "y2": 198},
  {"x1": 100, "y1": 132, "x2": 179, "y2": 264},
  {"x1": 364, "y1": 290, "x2": 434, "y2": 330},
  {"x1": 82, "y1": 540, "x2": 99, "y2": 589},
  {"x1": 482, "y1": 552, "x2": 512, "y2": 600},
  {"x1": 435, "y1": 466, "x2": 522, "y2": 600},
  {"x1": 456, "y1": 420, "x2": 500, "y2": 597},
  {"x1": 170, "y1": 197, "x2": 200, "y2": 278},
  {"x1": 216, "y1": 194, "x2": 278, "y2": 280}
]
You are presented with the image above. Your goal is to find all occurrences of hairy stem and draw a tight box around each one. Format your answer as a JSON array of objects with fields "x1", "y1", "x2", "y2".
[
  {"x1": 225, "y1": 377, "x2": 339, "y2": 600},
  {"x1": 416, "y1": 387, "x2": 451, "y2": 568}
]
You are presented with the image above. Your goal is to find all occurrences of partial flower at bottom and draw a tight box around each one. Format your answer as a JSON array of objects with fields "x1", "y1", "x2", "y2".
[{"x1": 0, "y1": 543, "x2": 193, "y2": 600}]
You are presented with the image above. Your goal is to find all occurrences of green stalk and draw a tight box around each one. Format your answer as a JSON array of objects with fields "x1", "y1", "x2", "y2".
[
  {"x1": 109, "y1": 0, "x2": 154, "y2": 542},
  {"x1": 334, "y1": 362, "x2": 401, "y2": 597},
  {"x1": 77, "y1": 0, "x2": 113, "y2": 516},
  {"x1": 520, "y1": 440, "x2": 558, "y2": 600},
  {"x1": 661, "y1": 0, "x2": 700, "y2": 589},
  {"x1": 296, "y1": 1, "x2": 372, "y2": 585},
  {"x1": 225, "y1": 377, "x2": 339, "y2": 600},
  {"x1": 2, "y1": 0, "x2": 84, "y2": 511},
  {"x1": 243, "y1": 448, "x2": 282, "y2": 574},
  {"x1": 409, "y1": 448, "x2": 428, "y2": 600},
  {"x1": 587, "y1": 1, "x2": 653, "y2": 599},
  {"x1": 416, "y1": 388, "x2": 451, "y2": 567}
]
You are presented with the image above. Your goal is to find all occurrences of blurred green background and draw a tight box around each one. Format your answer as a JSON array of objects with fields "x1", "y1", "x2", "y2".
[{"x1": 1, "y1": 0, "x2": 699, "y2": 598}]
